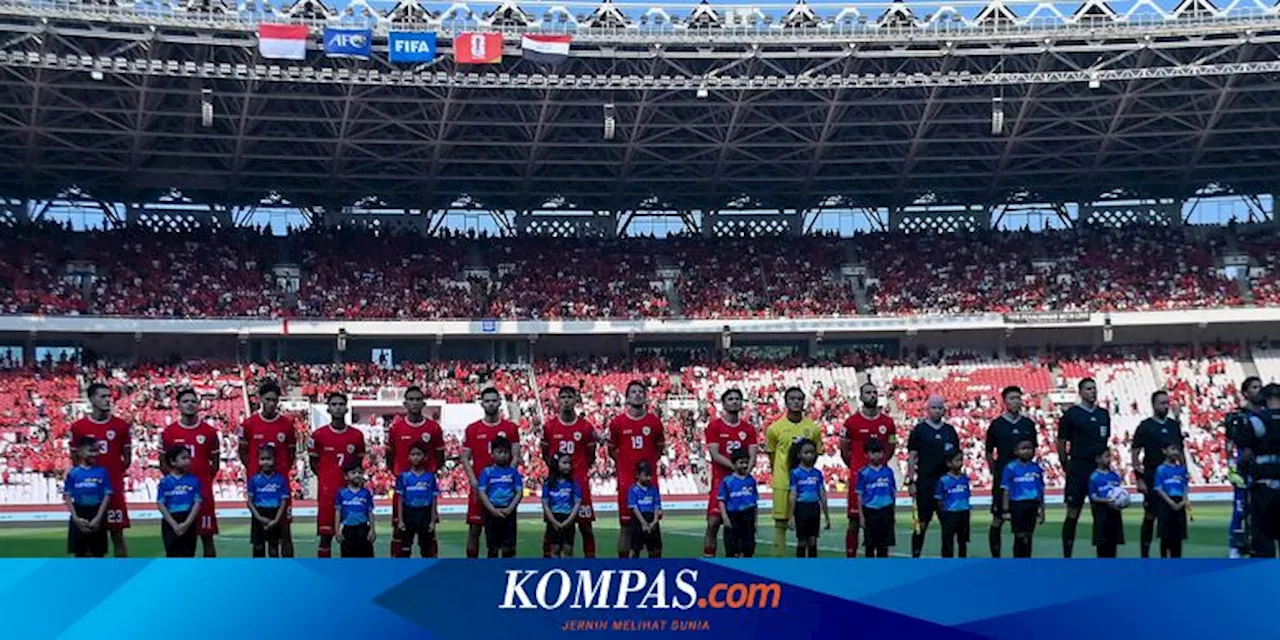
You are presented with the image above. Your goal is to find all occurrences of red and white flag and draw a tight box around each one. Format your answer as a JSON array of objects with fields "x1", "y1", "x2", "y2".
[
  {"x1": 454, "y1": 32, "x2": 503, "y2": 64},
  {"x1": 259, "y1": 24, "x2": 309, "y2": 61}
]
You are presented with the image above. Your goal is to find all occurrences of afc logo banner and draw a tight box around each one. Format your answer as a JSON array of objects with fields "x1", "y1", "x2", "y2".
[{"x1": 323, "y1": 27, "x2": 371, "y2": 59}]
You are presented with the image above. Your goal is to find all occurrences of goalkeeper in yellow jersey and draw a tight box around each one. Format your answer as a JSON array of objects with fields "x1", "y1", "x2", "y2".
[
  {"x1": 764, "y1": 387, "x2": 824, "y2": 558},
  {"x1": 1226, "y1": 376, "x2": 1263, "y2": 558}
]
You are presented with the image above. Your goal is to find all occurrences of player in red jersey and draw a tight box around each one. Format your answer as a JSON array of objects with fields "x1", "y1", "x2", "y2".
[
  {"x1": 237, "y1": 381, "x2": 298, "y2": 557},
  {"x1": 607, "y1": 381, "x2": 666, "y2": 559},
  {"x1": 68, "y1": 383, "x2": 133, "y2": 557},
  {"x1": 702, "y1": 388, "x2": 758, "y2": 557},
  {"x1": 462, "y1": 387, "x2": 520, "y2": 559},
  {"x1": 386, "y1": 386, "x2": 445, "y2": 558},
  {"x1": 161, "y1": 388, "x2": 221, "y2": 557},
  {"x1": 540, "y1": 386, "x2": 599, "y2": 558},
  {"x1": 839, "y1": 382, "x2": 897, "y2": 557},
  {"x1": 307, "y1": 392, "x2": 366, "y2": 558}
]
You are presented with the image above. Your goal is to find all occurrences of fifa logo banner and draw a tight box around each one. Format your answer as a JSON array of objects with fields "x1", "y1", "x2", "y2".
[
  {"x1": 323, "y1": 27, "x2": 372, "y2": 59},
  {"x1": 454, "y1": 32, "x2": 503, "y2": 64},
  {"x1": 388, "y1": 31, "x2": 436, "y2": 63}
]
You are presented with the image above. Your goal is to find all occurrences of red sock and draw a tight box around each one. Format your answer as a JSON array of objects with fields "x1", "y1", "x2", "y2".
[
  {"x1": 582, "y1": 532, "x2": 597, "y2": 558},
  {"x1": 428, "y1": 537, "x2": 439, "y2": 558},
  {"x1": 543, "y1": 531, "x2": 553, "y2": 559},
  {"x1": 703, "y1": 540, "x2": 717, "y2": 558},
  {"x1": 466, "y1": 546, "x2": 479, "y2": 559},
  {"x1": 317, "y1": 545, "x2": 332, "y2": 558},
  {"x1": 846, "y1": 529, "x2": 859, "y2": 558}
]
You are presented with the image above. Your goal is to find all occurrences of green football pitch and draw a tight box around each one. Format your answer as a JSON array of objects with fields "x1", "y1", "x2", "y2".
[{"x1": 0, "y1": 504, "x2": 1235, "y2": 558}]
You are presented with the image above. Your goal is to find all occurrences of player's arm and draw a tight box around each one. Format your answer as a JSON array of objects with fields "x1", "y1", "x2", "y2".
[
  {"x1": 208, "y1": 436, "x2": 221, "y2": 474},
  {"x1": 707, "y1": 442, "x2": 732, "y2": 473},
  {"x1": 305, "y1": 433, "x2": 321, "y2": 475},
  {"x1": 819, "y1": 479, "x2": 830, "y2": 529},
  {"x1": 237, "y1": 422, "x2": 250, "y2": 467},
  {"x1": 717, "y1": 481, "x2": 732, "y2": 528},
  {"x1": 121, "y1": 424, "x2": 133, "y2": 469},
  {"x1": 540, "y1": 426, "x2": 552, "y2": 464},
  {"x1": 764, "y1": 424, "x2": 777, "y2": 466},
  {"x1": 855, "y1": 472, "x2": 867, "y2": 526},
  {"x1": 62, "y1": 476, "x2": 84, "y2": 529},
  {"x1": 394, "y1": 477, "x2": 406, "y2": 532},
  {"x1": 984, "y1": 425, "x2": 998, "y2": 476},
  {"x1": 1000, "y1": 466, "x2": 1013, "y2": 514},
  {"x1": 1055, "y1": 414, "x2": 1071, "y2": 469},
  {"x1": 354, "y1": 435, "x2": 367, "y2": 467},
  {"x1": 507, "y1": 471, "x2": 524, "y2": 517},
  {"x1": 1131, "y1": 427, "x2": 1146, "y2": 491},
  {"x1": 157, "y1": 496, "x2": 179, "y2": 530},
  {"x1": 565, "y1": 484, "x2": 582, "y2": 529},
  {"x1": 183, "y1": 494, "x2": 202, "y2": 532},
  {"x1": 385, "y1": 432, "x2": 397, "y2": 473},
  {"x1": 1036, "y1": 469, "x2": 1046, "y2": 524},
  {"x1": 247, "y1": 483, "x2": 263, "y2": 523},
  {"x1": 366, "y1": 491, "x2": 376, "y2": 542},
  {"x1": 434, "y1": 436, "x2": 446, "y2": 472},
  {"x1": 886, "y1": 419, "x2": 899, "y2": 457},
  {"x1": 585, "y1": 428, "x2": 599, "y2": 465},
  {"x1": 787, "y1": 474, "x2": 798, "y2": 530},
  {"x1": 475, "y1": 470, "x2": 499, "y2": 516},
  {"x1": 838, "y1": 422, "x2": 851, "y2": 466}
]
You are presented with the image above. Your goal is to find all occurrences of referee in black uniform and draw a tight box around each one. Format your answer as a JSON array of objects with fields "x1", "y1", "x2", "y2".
[
  {"x1": 907, "y1": 394, "x2": 961, "y2": 558},
  {"x1": 1237, "y1": 383, "x2": 1280, "y2": 557},
  {"x1": 1131, "y1": 390, "x2": 1184, "y2": 558},
  {"x1": 1056, "y1": 378, "x2": 1111, "y2": 558},
  {"x1": 984, "y1": 386, "x2": 1038, "y2": 558}
]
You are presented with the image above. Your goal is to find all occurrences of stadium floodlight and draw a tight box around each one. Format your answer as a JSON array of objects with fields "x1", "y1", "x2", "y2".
[
  {"x1": 991, "y1": 96, "x2": 1004, "y2": 136},
  {"x1": 201, "y1": 88, "x2": 213, "y2": 128},
  {"x1": 89, "y1": 70, "x2": 103, "y2": 81},
  {"x1": 603, "y1": 103, "x2": 616, "y2": 141},
  {"x1": 697, "y1": 84, "x2": 709, "y2": 98},
  {"x1": 1088, "y1": 74, "x2": 1101, "y2": 89}
]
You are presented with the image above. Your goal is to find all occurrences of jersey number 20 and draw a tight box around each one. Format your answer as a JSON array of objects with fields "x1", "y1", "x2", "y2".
[{"x1": 558, "y1": 440, "x2": 575, "y2": 455}]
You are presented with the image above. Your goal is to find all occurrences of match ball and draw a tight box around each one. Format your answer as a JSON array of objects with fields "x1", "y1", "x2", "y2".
[{"x1": 1107, "y1": 486, "x2": 1131, "y2": 509}]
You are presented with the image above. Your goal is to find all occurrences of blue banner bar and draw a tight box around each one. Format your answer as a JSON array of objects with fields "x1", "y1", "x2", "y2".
[
  {"x1": 3, "y1": 559, "x2": 1278, "y2": 639},
  {"x1": 323, "y1": 27, "x2": 372, "y2": 59},
  {"x1": 388, "y1": 31, "x2": 437, "y2": 63}
]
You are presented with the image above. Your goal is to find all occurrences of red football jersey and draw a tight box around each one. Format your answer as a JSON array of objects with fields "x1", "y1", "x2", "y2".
[
  {"x1": 161, "y1": 421, "x2": 220, "y2": 483},
  {"x1": 608, "y1": 412, "x2": 665, "y2": 481},
  {"x1": 389, "y1": 415, "x2": 445, "y2": 474},
  {"x1": 463, "y1": 418, "x2": 519, "y2": 476},
  {"x1": 69, "y1": 415, "x2": 132, "y2": 482},
  {"x1": 543, "y1": 416, "x2": 597, "y2": 482},
  {"x1": 238, "y1": 412, "x2": 296, "y2": 477},
  {"x1": 705, "y1": 417, "x2": 757, "y2": 486},
  {"x1": 841, "y1": 411, "x2": 897, "y2": 474},
  {"x1": 307, "y1": 425, "x2": 366, "y2": 489}
]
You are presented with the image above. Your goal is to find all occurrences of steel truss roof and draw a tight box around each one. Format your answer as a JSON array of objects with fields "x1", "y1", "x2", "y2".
[{"x1": 2, "y1": 3, "x2": 1280, "y2": 211}]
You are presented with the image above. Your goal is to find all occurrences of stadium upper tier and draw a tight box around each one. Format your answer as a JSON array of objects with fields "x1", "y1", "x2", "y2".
[
  {"x1": 3, "y1": 0, "x2": 1274, "y2": 36},
  {"x1": 0, "y1": 225, "x2": 1270, "y2": 319},
  {"x1": 3, "y1": 0, "x2": 1280, "y2": 209}
]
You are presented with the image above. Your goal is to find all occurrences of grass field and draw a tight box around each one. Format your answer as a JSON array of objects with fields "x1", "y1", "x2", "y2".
[{"x1": 0, "y1": 504, "x2": 1235, "y2": 558}]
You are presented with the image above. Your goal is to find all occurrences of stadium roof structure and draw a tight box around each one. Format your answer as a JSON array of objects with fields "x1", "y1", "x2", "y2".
[{"x1": 2, "y1": 0, "x2": 1280, "y2": 225}]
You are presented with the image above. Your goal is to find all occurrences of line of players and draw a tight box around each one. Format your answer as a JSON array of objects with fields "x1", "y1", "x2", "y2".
[{"x1": 60, "y1": 373, "x2": 1280, "y2": 558}]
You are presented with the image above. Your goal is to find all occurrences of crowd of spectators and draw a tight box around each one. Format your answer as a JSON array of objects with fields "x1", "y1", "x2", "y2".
[
  {"x1": 0, "y1": 345, "x2": 1264, "y2": 506},
  {"x1": 862, "y1": 227, "x2": 1240, "y2": 315},
  {"x1": 2, "y1": 225, "x2": 1274, "y2": 321}
]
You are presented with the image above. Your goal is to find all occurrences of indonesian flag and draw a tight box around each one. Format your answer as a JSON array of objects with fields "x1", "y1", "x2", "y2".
[
  {"x1": 258, "y1": 24, "x2": 308, "y2": 61},
  {"x1": 521, "y1": 34, "x2": 571, "y2": 65}
]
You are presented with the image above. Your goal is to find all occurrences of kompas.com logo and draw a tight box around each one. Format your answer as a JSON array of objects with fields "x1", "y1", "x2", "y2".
[{"x1": 499, "y1": 569, "x2": 782, "y2": 610}]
